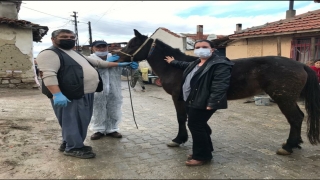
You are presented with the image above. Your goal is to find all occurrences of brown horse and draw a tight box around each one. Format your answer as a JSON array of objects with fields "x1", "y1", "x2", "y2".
[{"x1": 116, "y1": 29, "x2": 320, "y2": 155}]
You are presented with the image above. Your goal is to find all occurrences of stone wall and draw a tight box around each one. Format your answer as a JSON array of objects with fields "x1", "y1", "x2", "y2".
[{"x1": 0, "y1": 24, "x2": 36, "y2": 89}]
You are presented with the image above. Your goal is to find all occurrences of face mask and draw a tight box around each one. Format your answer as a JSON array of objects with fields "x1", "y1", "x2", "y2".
[
  {"x1": 94, "y1": 51, "x2": 109, "y2": 57},
  {"x1": 194, "y1": 48, "x2": 212, "y2": 58},
  {"x1": 57, "y1": 39, "x2": 75, "y2": 50}
]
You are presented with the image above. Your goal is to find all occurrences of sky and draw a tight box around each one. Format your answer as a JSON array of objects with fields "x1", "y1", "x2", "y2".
[{"x1": 17, "y1": 1, "x2": 320, "y2": 57}]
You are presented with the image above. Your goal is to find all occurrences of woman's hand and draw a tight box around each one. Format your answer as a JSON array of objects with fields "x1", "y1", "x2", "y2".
[
  {"x1": 206, "y1": 106, "x2": 212, "y2": 110},
  {"x1": 164, "y1": 56, "x2": 175, "y2": 64}
]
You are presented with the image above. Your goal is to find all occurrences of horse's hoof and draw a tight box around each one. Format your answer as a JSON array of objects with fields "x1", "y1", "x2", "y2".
[
  {"x1": 167, "y1": 141, "x2": 180, "y2": 147},
  {"x1": 276, "y1": 148, "x2": 292, "y2": 155}
]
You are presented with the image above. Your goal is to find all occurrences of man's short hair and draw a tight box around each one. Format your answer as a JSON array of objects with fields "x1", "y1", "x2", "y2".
[{"x1": 51, "y1": 29, "x2": 75, "y2": 38}]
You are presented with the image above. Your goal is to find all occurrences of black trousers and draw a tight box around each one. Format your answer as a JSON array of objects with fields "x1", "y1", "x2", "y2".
[{"x1": 186, "y1": 106, "x2": 216, "y2": 161}]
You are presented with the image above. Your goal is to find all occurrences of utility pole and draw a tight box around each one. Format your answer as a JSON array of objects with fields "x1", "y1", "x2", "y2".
[
  {"x1": 88, "y1": 21, "x2": 93, "y2": 54},
  {"x1": 71, "y1": 11, "x2": 80, "y2": 52}
]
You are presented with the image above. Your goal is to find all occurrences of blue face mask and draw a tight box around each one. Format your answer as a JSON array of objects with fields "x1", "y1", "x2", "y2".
[
  {"x1": 194, "y1": 48, "x2": 212, "y2": 58},
  {"x1": 94, "y1": 51, "x2": 109, "y2": 57}
]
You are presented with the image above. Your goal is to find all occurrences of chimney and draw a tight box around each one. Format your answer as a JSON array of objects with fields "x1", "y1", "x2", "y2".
[
  {"x1": 196, "y1": 25, "x2": 203, "y2": 40},
  {"x1": 286, "y1": 0, "x2": 296, "y2": 19},
  {"x1": 236, "y1": 23, "x2": 242, "y2": 31},
  {"x1": 0, "y1": 1, "x2": 21, "y2": 19}
]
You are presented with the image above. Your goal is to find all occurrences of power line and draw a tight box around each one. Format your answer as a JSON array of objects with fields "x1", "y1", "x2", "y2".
[
  {"x1": 54, "y1": 20, "x2": 72, "y2": 28},
  {"x1": 21, "y1": 6, "x2": 88, "y2": 24},
  {"x1": 21, "y1": 5, "x2": 71, "y2": 21}
]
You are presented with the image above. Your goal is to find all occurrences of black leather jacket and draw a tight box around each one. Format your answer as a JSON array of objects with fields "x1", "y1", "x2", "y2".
[{"x1": 170, "y1": 54, "x2": 234, "y2": 110}]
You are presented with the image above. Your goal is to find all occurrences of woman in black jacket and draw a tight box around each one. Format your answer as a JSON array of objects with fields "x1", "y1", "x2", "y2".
[{"x1": 164, "y1": 40, "x2": 234, "y2": 166}]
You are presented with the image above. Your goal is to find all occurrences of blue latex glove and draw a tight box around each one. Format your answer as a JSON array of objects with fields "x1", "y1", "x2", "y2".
[
  {"x1": 106, "y1": 55, "x2": 120, "y2": 62},
  {"x1": 53, "y1": 92, "x2": 71, "y2": 107},
  {"x1": 130, "y1": 62, "x2": 139, "y2": 70},
  {"x1": 118, "y1": 62, "x2": 131, "y2": 67}
]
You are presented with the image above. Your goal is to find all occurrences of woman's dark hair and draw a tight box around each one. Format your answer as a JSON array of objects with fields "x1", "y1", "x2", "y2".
[
  {"x1": 193, "y1": 39, "x2": 214, "y2": 48},
  {"x1": 315, "y1": 59, "x2": 320, "y2": 63}
]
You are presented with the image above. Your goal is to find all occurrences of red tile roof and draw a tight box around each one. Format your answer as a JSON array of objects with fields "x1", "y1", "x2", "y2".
[
  {"x1": 0, "y1": 17, "x2": 48, "y2": 42},
  {"x1": 229, "y1": 9, "x2": 320, "y2": 39}
]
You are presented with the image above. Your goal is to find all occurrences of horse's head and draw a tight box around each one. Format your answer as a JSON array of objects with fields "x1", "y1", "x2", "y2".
[{"x1": 117, "y1": 29, "x2": 153, "y2": 62}]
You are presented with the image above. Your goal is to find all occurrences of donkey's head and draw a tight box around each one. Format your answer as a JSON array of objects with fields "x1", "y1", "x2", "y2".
[{"x1": 117, "y1": 29, "x2": 152, "y2": 62}]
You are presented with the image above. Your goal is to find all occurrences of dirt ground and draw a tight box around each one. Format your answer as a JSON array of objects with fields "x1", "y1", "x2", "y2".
[
  {"x1": 1, "y1": 84, "x2": 320, "y2": 179},
  {"x1": 0, "y1": 88, "x2": 68, "y2": 179}
]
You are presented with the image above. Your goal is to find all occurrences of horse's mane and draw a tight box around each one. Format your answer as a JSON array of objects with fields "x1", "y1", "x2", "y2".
[{"x1": 154, "y1": 38, "x2": 198, "y2": 62}]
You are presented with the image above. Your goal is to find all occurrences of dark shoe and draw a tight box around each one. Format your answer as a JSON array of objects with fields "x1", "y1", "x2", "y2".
[
  {"x1": 59, "y1": 142, "x2": 92, "y2": 152},
  {"x1": 185, "y1": 159, "x2": 209, "y2": 166},
  {"x1": 90, "y1": 132, "x2": 104, "y2": 140},
  {"x1": 59, "y1": 142, "x2": 66, "y2": 152},
  {"x1": 106, "y1": 132, "x2": 122, "y2": 138},
  {"x1": 63, "y1": 148, "x2": 96, "y2": 159}
]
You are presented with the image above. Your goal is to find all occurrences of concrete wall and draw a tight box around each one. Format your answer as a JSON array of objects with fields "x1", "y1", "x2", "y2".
[
  {"x1": 150, "y1": 29, "x2": 184, "y2": 52},
  {"x1": 0, "y1": 1, "x2": 18, "y2": 19},
  {"x1": 226, "y1": 39, "x2": 248, "y2": 59},
  {"x1": 184, "y1": 50, "x2": 195, "y2": 56},
  {"x1": 0, "y1": 24, "x2": 36, "y2": 88},
  {"x1": 226, "y1": 35, "x2": 294, "y2": 60}
]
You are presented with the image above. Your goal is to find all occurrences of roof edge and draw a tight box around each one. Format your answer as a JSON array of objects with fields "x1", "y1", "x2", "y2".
[{"x1": 229, "y1": 29, "x2": 320, "y2": 39}]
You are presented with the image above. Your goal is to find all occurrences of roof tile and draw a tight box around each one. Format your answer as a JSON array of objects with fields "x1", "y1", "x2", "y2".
[
  {"x1": 0, "y1": 17, "x2": 48, "y2": 42},
  {"x1": 230, "y1": 9, "x2": 320, "y2": 38}
]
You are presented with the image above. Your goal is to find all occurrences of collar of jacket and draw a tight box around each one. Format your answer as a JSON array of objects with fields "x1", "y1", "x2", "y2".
[{"x1": 185, "y1": 54, "x2": 234, "y2": 79}]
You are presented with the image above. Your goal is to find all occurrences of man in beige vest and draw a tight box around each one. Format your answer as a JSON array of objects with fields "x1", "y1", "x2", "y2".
[{"x1": 36, "y1": 29, "x2": 132, "y2": 159}]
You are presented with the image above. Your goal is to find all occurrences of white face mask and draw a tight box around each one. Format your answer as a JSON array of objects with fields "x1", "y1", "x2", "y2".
[
  {"x1": 194, "y1": 48, "x2": 212, "y2": 58},
  {"x1": 94, "y1": 51, "x2": 109, "y2": 57}
]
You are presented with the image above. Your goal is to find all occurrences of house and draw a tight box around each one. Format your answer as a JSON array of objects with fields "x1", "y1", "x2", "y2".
[
  {"x1": 0, "y1": 0, "x2": 48, "y2": 88},
  {"x1": 226, "y1": 6, "x2": 320, "y2": 64},
  {"x1": 150, "y1": 25, "x2": 227, "y2": 56},
  {"x1": 77, "y1": 42, "x2": 128, "y2": 56}
]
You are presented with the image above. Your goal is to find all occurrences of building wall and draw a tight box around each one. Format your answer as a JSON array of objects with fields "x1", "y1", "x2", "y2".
[
  {"x1": 226, "y1": 35, "x2": 294, "y2": 60},
  {"x1": 0, "y1": 24, "x2": 35, "y2": 88},
  {"x1": 150, "y1": 30, "x2": 184, "y2": 52},
  {"x1": 184, "y1": 50, "x2": 195, "y2": 56},
  {"x1": 226, "y1": 39, "x2": 248, "y2": 59},
  {"x1": 0, "y1": 2, "x2": 18, "y2": 19}
]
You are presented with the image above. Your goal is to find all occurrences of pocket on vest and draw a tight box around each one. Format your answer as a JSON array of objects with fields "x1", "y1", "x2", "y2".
[{"x1": 60, "y1": 83, "x2": 84, "y2": 99}]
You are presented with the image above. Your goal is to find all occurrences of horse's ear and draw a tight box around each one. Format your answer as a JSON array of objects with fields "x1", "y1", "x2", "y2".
[{"x1": 134, "y1": 29, "x2": 143, "y2": 38}]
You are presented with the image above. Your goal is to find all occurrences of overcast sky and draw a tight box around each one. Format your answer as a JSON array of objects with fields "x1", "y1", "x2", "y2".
[{"x1": 17, "y1": 1, "x2": 320, "y2": 57}]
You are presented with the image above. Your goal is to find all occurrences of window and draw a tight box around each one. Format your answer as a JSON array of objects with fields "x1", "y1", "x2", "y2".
[
  {"x1": 290, "y1": 37, "x2": 320, "y2": 63},
  {"x1": 290, "y1": 38, "x2": 311, "y2": 64}
]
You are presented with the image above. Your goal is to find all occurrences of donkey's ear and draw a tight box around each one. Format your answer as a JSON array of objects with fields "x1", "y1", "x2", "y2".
[{"x1": 134, "y1": 29, "x2": 143, "y2": 38}]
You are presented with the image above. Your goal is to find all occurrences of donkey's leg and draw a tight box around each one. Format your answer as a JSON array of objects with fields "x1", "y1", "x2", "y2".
[
  {"x1": 167, "y1": 96, "x2": 188, "y2": 147},
  {"x1": 274, "y1": 101, "x2": 304, "y2": 155}
]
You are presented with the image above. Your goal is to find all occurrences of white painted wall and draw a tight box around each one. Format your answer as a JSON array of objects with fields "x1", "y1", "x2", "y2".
[
  {"x1": 150, "y1": 29, "x2": 185, "y2": 52},
  {"x1": 0, "y1": 2, "x2": 18, "y2": 19},
  {"x1": 0, "y1": 24, "x2": 36, "y2": 88}
]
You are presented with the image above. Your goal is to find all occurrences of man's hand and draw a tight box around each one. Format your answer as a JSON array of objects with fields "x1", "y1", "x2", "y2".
[
  {"x1": 53, "y1": 92, "x2": 71, "y2": 107},
  {"x1": 106, "y1": 55, "x2": 120, "y2": 62},
  {"x1": 130, "y1": 62, "x2": 139, "y2": 69}
]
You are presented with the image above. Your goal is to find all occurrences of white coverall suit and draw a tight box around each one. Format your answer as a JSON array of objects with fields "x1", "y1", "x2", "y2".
[{"x1": 88, "y1": 53, "x2": 124, "y2": 134}]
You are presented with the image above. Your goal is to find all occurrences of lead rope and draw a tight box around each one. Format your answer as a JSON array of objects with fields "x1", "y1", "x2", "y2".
[{"x1": 125, "y1": 66, "x2": 138, "y2": 129}]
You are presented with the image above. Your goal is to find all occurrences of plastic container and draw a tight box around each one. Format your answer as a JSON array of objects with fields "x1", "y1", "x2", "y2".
[{"x1": 254, "y1": 95, "x2": 270, "y2": 106}]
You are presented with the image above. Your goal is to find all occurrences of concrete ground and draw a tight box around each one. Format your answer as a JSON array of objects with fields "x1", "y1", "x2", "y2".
[{"x1": 0, "y1": 80, "x2": 319, "y2": 179}]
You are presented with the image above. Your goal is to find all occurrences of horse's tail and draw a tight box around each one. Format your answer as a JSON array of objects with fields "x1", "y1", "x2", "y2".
[{"x1": 302, "y1": 65, "x2": 320, "y2": 145}]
